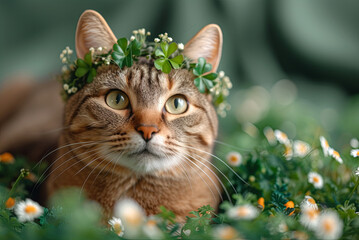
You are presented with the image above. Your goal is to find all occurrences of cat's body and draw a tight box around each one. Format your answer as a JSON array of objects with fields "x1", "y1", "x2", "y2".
[{"x1": 0, "y1": 10, "x2": 224, "y2": 221}]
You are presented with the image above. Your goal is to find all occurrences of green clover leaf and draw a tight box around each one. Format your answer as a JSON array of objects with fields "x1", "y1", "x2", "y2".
[
  {"x1": 193, "y1": 57, "x2": 218, "y2": 93},
  {"x1": 112, "y1": 38, "x2": 141, "y2": 68},
  {"x1": 75, "y1": 52, "x2": 96, "y2": 83},
  {"x1": 154, "y1": 42, "x2": 184, "y2": 74}
]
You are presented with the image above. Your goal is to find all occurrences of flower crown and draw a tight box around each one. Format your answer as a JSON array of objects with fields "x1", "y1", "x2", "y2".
[{"x1": 59, "y1": 28, "x2": 232, "y2": 117}]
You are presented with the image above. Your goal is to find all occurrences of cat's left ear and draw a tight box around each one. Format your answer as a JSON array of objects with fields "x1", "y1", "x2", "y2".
[
  {"x1": 183, "y1": 24, "x2": 223, "y2": 72},
  {"x1": 75, "y1": 10, "x2": 117, "y2": 59}
]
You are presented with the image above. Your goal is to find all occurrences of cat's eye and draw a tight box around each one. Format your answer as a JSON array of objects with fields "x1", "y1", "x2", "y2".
[
  {"x1": 165, "y1": 95, "x2": 188, "y2": 115},
  {"x1": 105, "y1": 90, "x2": 129, "y2": 110}
]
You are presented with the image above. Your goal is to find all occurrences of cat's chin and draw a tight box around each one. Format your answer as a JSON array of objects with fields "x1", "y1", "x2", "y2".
[{"x1": 105, "y1": 150, "x2": 182, "y2": 174}]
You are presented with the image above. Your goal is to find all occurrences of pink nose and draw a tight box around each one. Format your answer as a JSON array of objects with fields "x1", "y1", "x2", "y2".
[{"x1": 136, "y1": 125, "x2": 159, "y2": 141}]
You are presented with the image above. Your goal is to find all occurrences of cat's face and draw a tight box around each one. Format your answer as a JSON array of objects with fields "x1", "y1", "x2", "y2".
[
  {"x1": 64, "y1": 64, "x2": 218, "y2": 173},
  {"x1": 62, "y1": 10, "x2": 223, "y2": 174}
]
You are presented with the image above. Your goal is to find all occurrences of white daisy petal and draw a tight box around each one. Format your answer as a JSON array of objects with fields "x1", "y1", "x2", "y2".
[
  {"x1": 320, "y1": 136, "x2": 330, "y2": 157},
  {"x1": 14, "y1": 198, "x2": 43, "y2": 222},
  {"x1": 274, "y1": 130, "x2": 290, "y2": 145},
  {"x1": 227, "y1": 204, "x2": 259, "y2": 220},
  {"x1": 315, "y1": 210, "x2": 343, "y2": 240},
  {"x1": 308, "y1": 172, "x2": 324, "y2": 189},
  {"x1": 108, "y1": 217, "x2": 125, "y2": 237},
  {"x1": 350, "y1": 149, "x2": 359, "y2": 158}
]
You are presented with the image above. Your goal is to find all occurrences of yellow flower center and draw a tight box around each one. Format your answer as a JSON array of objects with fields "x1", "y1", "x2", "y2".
[
  {"x1": 308, "y1": 198, "x2": 316, "y2": 204},
  {"x1": 324, "y1": 140, "x2": 329, "y2": 148},
  {"x1": 229, "y1": 155, "x2": 238, "y2": 163},
  {"x1": 146, "y1": 219, "x2": 157, "y2": 227},
  {"x1": 313, "y1": 176, "x2": 320, "y2": 183},
  {"x1": 280, "y1": 132, "x2": 287, "y2": 139},
  {"x1": 5, "y1": 197, "x2": 15, "y2": 208},
  {"x1": 113, "y1": 223, "x2": 123, "y2": 234},
  {"x1": 323, "y1": 219, "x2": 334, "y2": 233},
  {"x1": 333, "y1": 150, "x2": 340, "y2": 158},
  {"x1": 298, "y1": 144, "x2": 306, "y2": 153},
  {"x1": 356, "y1": 152, "x2": 359, "y2": 156},
  {"x1": 25, "y1": 205, "x2": 37, "y2": 214},
  {"x1": 220, "y1": 227, "x2": 237, "y2": 240},
  {"x1": 237, "y1": 207, "x2": 249, "y2": 217},
  {"x1": 306, "y1": 209, "x2": 318, "y2": 219}
]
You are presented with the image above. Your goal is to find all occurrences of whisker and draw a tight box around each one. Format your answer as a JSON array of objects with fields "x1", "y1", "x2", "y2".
[
  {"x1": 184, "y1": 152, "x2": 233, "y2": 203},
  {"x1": 180, "y1": 144, "x2": 249, "y2": 186},
  {"x1": 214, "y1": 139, "x2": 252, "y2": 152},
  {"x1": 181, "y1": 154, "x2": 223, "y2": 203}
]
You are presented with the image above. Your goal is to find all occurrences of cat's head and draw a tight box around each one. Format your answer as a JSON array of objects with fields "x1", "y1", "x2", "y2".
[{"x1": 63, "y1": 10, "x2": 222, "y2": 174}]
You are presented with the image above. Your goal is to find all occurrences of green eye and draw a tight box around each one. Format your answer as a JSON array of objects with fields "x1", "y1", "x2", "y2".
[
  {"x1": 105, "y1": 90, "x2": 129, "y2": 110},
  {"x1": 165, "y1": 95, "x2": 188, "y2": 114}
]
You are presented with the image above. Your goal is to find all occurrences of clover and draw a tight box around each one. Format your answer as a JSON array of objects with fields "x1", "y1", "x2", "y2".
[
  {"x1": 154, "y1": 42, "x2": 184, "y2": 74},
  {"x1": 75, "y1": 52, "x2": 97, "y2": 83},
  {"x1": 112, "y1": 38, "x2": 141, "y2": 68},
  {"x1": 193, "y1": 57, "x2": 218, "y2": 93}
]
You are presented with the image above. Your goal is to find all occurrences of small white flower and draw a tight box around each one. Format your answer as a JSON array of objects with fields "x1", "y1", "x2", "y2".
[
  {"x1": 213, "y1": 225, "x2": 239, "y2": 240},
  {"x1": 61, "y1": 57, "x2": 67, "y2": 63},
  {"x1": 65, "y1": 46, "x2": 70, "y2": 51},
  {"x1": 168, "y1": 37, "x2": 173, "y2": 42},
  {"x1": 328, "y1": 148, "x2": 343, "y2": 164},
  {"x1": 354, "y1": 167, "x2": 359, "y2": 176},
  {"x1": 227, "y1": 204, "x2": 259, "y2": 220},
  {"x1": 284, "y1": 143, "x2": 293, "y2": 160},
  {"x1": 218, "y1": 71, "x2": 225, "y2": 78},
  {"x1": 154, "y1": 38, "x2": 160, "y2": 43},
  {"x1": 97, "y1": 46, "x2": 103, "y2": 52},
  {"x1": 114, "y1": 198, "x2": 145, "y2": 237},
  {"x1": 61, "y1": 65, "x2": 68, "y2": 73},
  {"x1": 108, "y1": 217, "x2": 125, "y2": 237},
  {"x1": 226, "y1": 151, "x2": 242, "y2": 167},
  {"x1": 63, "y1": 84, "x2": 69, "y2": 91},
  {"x1": 293, "y1": 140, "x2": 311, "y2": 157},
  {"x1": 315, "y1": 210, "x2": 343, "y2": 240},
  {"x1": 274, "y1": 129, "x2": 290, "y2": 145},
  {"x1": 132, "y1": 30, "x2": 138, "y2": 34},
  {"x1": 320, "y1": 136, "x2": 330, "y2": 157},
  {"x1": 178, "y1": 43, "x2": 184, "y2": 51},
  {"x1": 71, "y1": 87, "x2": 77, "y2": 93},
  {"x1": 67, "y1": 89, "x2": 72, "y2": 94},
  {"x1": 300, "y1": 206, "x2": 320, "y2": 230},
  {"x1": 14, "y1": 199, "x2": 43, "y2": 222},
  {"x1": 351, "y1": 149, "x2": 359, "y2": 158},
  {"x1": 300, "y1": 196, "x2": 319, "y2": 210},
  {"x1": 147, "y1": 31, "x2": 151, "y2": 36},
  {"x1": 263, "y1": 127, "x2": 276, "y2": 145},
  {"x1": 130, "y1": 35, "x2": 136, "y2": 41},
  {"x1": 68, "y1": 49, "x2": 73, "y2": 55},
  {"x1": 139, "y1": 28, "x2": 145, "y2": 35},
  {"x1": 59, "y1": 53, "x2": 64, "y2": 59},
  {"x1": 350, "y1": 138, "x2": 359, "y2": 148},
  {"x1": 308, "y1": 172, "x2": 324, "y2": 189},
  {"x1": 62, "y1": 49, "x2": 67, "y2": 54},
  {"x1": 89, "y1": 47, "x2": 94, "y2": 52}
]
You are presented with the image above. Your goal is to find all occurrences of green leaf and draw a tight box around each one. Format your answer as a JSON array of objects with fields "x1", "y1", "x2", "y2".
[
  {"x1": 161, "y1": 42, "x2": 169, "y2": 57},
  {"x1": 203, "y1": 79, "x2": 214, "y2": 90},
  {"x1": 155, "y1": 49, "x2": 165, "y2": 57},
  {"x1": 194, "y1": 77, "x2": 205, "y2": 93},
  {"x1": 75, "y1": 67, "x2": 89, "y2": 77},
  {"x1": 203, "y1": 72, "x2": 217, "y2": 80},
  {"x1": 170, "y1": 54, "x2": 184, "y2": 65},
  {"x1": 154, "y1": 59, "x2": 166, "y2": 70},
  {"x1": 117, "y1": 38, "x2": 128, "y2": 52},
  {"x1": 113, "y1": 44, "x2": 125, "y2": 56},
  {"x1": 77, "y1": 59, "x2": 88, "y2": 68},
  {"x1": 87, "y1": 68, "x2": 97, "y2": 83},
  {"x1": 203, "y1": 62, "x2": 212, "y2": 73},
  {"x1": 129, "y1": 39, "x2": 141, "y2": 56},
  {"x1": 162, "y1": 60, "x2": 172, "y2": 74},
  {"x1": 193, "y1": 57, "x2": 206, "y2": 76},
  {"x1": 167, "y1": 42, "x2": 178, "y2": 56},
  {"x1": 84, "y1": 52, "x2": 92, "y2": 66},
  {"x1": 169, "y1": 59, "x2": 180, "y2": 69}
]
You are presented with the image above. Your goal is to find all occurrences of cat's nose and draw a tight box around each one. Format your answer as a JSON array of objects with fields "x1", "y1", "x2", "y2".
[{"x1": 136, "y1": 124, "x2": 159, "y2": 141}]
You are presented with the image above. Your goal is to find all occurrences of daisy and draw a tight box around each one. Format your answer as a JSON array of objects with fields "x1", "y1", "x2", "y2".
[
  {"x1": 320, "y1": 136, "x2": 330, "y2": 157},
  {"x1": 108, "y1": 217, "x2": 125, "y2": 237},
  {"x1": 0, "y1": 152, "x2": 15, "y2": 164},
  {"x1": 114, "y1": 198, "x2": 145, "y2": 236},
  {"x1": 226, "y1": 152, "x2": 242, "y2": 167},
  {"x1": 315, "y1": 210, "x2": 343, "y2": 240},
  {"x1": 300, "y1": 206, "x2": 320, "y2": 230},
  {"x1": 300, "y1": 196, "x2": 319, "y2": 210},
  {"x1": 328, "y1": 148, "x2": 343, "y2": 164},
  {"x1": 274, "y1": 130, "x2": 290, "y2": 145},
  {"x1": 14, "y1": 198, "x2": 43, "y2": 222},
  {"x1": 283, "y1": 143, "x2": 293, "y2": 160},
  {"x1": 293, "y1": 140, "x2": 311, "y2": 157},
  {"x1": 227, "y1": 204, "x2": 259, "y2": 220},
  {"x1": 354, "y1": 167, "x2": 359, "y2": 176},
  {"x1": 213, "y1": 225, "x2": 239, "y2": 240},
  {"x1": 308, "y1": 172, "x2": 324, "y2": 189},
  {"x1": 263, "y1": 127, "x2": 276, "y2": 145},
  {"x1": 5, "y1": 197, "x2": 15, "y2": 209},
  {"x1": 351, "y1": 149, "x2": 359, "y2": 158}
]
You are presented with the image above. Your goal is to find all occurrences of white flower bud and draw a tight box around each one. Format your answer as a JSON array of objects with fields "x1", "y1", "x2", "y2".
[
  {"x1": 63, "y1": 84, "x2": 69, "y2": 90},
  {"x1": 61, "y1": 65, "x2": 68, "y2": 73},
  {"x1": 139, "y1": 28, "x2": 145, "y2": 35},
  {"x1": 159, "y1": 34, "x2": 164, "y2": 38},
  {"x1": 59, "y1": 53, "x2": 64, "y2": 59},
  {"x1": 89, "y1": 47, "x2": 95, "y2": 52},
  {"x1": 65, "y1": 46, "x2": 70, "y2": 51},
  {"x1": 62, "y1": 58, "x2": 67, "y2": 63},
  {"x1": 168, "y1": 37, "x2": 173, "y2": 42},
  {"x1": 130, "y1": 36, "x2": 136, "y2": 41},
  {"x1": 67, "y1": 89, "x2": 72, "y2": 94},
  {"x1": 97, "y1": 46, "x2": 103, "y2": 52},
  {"x1": 178, "y1": 43, "x2": 184, "y2": 51},
  {"x1": 68, "y1": 49, "x2": 73, "y2": 55},
  {"x1": 147, "y1": 31, "x2": 151, "y2": 36},
  {"x1": 62, "y1": 49, "x2": 66, "y2": 54},
  {"x1": 154, "y1": 38, "x2": 160, "y2": 43},
  {"x1": 133, "y1": 30, "x2": 138, "y2": 34},
  {"x1": 71, "y1": 87, "x2": 78, "y2": 93},
  {"x1": 219, "y1": 71, "x2": 225, "y2": 78}
]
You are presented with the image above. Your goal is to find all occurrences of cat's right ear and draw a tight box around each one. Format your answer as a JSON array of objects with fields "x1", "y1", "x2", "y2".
[{"x1": 75, "y1": 10, "x2": 117, "y2": 59}]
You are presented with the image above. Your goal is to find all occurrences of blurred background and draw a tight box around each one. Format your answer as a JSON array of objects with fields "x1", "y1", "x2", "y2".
[{"x1": 1, "y1": 0, "x2": 359, "y2": 145}]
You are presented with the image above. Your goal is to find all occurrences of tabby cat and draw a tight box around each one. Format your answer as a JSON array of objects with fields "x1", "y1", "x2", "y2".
[{"x1": 5, "y1": 10, "x2": 224, "y2": 221}]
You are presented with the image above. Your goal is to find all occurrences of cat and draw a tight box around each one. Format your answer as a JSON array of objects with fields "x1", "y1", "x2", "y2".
[{"x1": 0, "y1": 10, "x2": 224, "y2": 222}]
